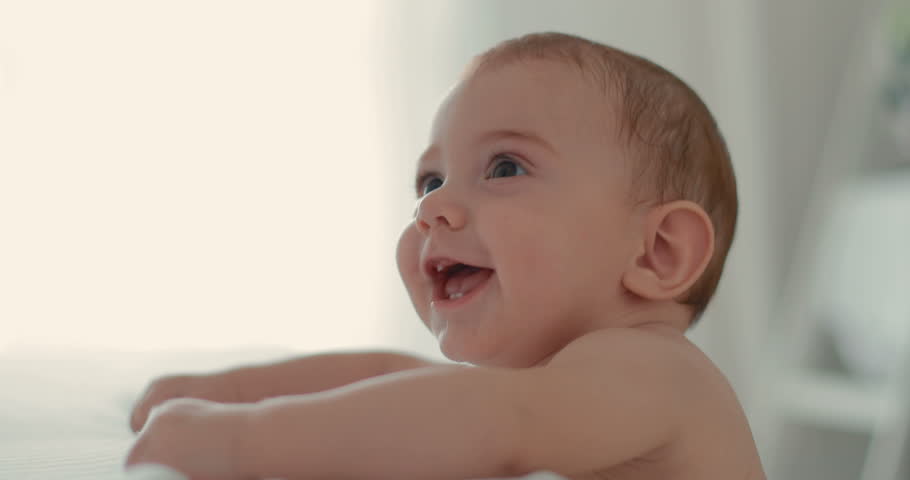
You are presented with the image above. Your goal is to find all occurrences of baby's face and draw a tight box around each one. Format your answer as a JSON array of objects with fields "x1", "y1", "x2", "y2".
[{"x1": 397, "y1": 60, "x2": 641, "y2": 367}]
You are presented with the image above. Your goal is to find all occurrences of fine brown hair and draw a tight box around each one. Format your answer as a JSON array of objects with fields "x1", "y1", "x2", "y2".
[{"x1": 472, "y1": 32, "x2": 738, "y2": 322}]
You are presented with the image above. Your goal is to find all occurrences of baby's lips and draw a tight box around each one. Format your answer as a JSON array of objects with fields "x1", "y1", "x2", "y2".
[{"x1": 423, "y1": 256, "x2": 462, "y2": 278}]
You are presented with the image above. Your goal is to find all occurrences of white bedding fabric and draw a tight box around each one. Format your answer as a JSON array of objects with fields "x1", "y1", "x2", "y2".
[
  {"x1": 0, "y1": 347, "x2": 567, "y2": 480},
  {"x1": 0, "y1": 347, "x2": 283, "y2": 480}
]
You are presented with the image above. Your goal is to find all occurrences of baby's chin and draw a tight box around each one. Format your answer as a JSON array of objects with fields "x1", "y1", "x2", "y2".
[
  {"x1": 435, "y1": 329, "x2": 523, "y2": 368},
  {"x1": 435, "y1": 327, "x2": 487, "y2": 365}
]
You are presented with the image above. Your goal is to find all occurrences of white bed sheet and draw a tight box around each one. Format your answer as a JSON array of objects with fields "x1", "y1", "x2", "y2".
[{"x1": 0, "y1": 346, "x2": 288, "y2": 479}]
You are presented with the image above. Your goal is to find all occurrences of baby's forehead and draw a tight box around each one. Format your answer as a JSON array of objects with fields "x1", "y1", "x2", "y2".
[{"x1": 429, "y1": 60, "x2": 621, "y2": 149}]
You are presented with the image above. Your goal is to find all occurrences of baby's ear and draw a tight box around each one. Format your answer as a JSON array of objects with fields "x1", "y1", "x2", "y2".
[{"x1": 621, "y1": 201, "x2": 714, "y2": 301}]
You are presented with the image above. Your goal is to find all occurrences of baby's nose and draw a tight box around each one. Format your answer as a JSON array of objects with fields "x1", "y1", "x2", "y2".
[{"x1": 415, "y1": 190, "x2": 467, "y2": 234}]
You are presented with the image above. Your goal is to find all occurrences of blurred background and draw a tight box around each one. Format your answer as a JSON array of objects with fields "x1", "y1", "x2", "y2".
[{"x1": 1, "y1": 0, "x2": 908, "y2": 479}]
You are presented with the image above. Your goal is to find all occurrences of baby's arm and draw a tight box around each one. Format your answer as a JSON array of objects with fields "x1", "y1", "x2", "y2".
[
  {"x1": 239, "y1": 330, "x2": 696, "y2": 479},
  {"x1": 224, "y1": 350, "x2": 441, "y2": 402},
  {"x1": 130, "y1": 350, "x2": 439, "y2": 432}
]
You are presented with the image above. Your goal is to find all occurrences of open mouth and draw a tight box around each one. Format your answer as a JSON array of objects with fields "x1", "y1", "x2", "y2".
[{"x1": 427, "y1": 259, "x2": 494, "y2": 304}]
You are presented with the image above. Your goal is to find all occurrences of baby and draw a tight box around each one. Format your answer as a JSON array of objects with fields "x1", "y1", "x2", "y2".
[{"x1": 126, "y1": 32, "x2": 766, "y2": 480}]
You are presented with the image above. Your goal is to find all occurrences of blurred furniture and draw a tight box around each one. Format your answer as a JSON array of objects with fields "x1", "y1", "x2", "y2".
[{"x1": 759, "y1": 1, "x2": 910, "y2": 479}]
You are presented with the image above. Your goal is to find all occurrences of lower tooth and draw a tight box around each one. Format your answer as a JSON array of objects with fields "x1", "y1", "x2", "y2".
[{"x1": 449, "y1": 292, "x2": 463, "y2": 300}]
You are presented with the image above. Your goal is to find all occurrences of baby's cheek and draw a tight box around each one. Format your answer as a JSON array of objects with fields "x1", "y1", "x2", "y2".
[
  {"x1": 395, "y1": 223, "x2": 422, "y2": 289},
  {"x1": 396, "y1": 225, "x2": 435, "y2": 329}
]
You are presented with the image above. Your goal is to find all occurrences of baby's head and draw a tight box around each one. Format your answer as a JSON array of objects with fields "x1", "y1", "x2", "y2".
[{"x1": 396, "y1": 32, "x2": 737, "y2": 367}]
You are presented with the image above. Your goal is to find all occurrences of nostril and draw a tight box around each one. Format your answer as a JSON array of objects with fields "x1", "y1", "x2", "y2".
[{"x1": 416, "y1": 215, "x2": 450, "y2": 234}]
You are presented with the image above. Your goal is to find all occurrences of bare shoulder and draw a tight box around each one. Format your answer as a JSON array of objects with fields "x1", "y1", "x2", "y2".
[
  {"x1": 547, "y1": 327, "x2": 712, "y2": 379},
  {"x1": 546, "y1": 328, "x2": 766, "y2": 479},
  {"x1": 546, "y1": 327, "x2": 734, "y2": 429}
]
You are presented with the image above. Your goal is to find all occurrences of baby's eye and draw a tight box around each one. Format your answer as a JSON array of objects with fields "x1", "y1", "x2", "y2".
[
  {"x1": 419, "y1": 175, "x2": 444, "y2": 196},
  {"x1": 488, "y1": 155, "x2": 527, "y2": 179}
]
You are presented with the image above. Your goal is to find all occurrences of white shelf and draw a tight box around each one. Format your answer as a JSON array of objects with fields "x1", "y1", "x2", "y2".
[{"x1": 773, "y1": 370, "x2": 898, "y2": 433}]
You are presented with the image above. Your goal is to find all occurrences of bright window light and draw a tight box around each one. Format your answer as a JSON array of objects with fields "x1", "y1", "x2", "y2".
[{"x1": 0, "y1": 2, "x2": 402, "y2": 353}]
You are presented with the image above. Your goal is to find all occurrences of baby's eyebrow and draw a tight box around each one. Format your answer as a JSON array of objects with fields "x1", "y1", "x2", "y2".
[
  {"x1": 477, "y1": 129, "x2": 556, "y2": 155},
  {"x1": 416, "y1": 144, "x2": 438, "y2": 171}
]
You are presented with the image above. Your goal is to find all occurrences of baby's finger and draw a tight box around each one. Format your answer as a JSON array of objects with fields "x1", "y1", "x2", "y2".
[
  {"x1": 130, "y1": 379, "x2": 178, "y2": 432},
  {"x1": 129, "y1": 389, "x2": 156, "y2": 433}
]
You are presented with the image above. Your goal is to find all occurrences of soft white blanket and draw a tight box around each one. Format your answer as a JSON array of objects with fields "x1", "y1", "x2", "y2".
[
  {"x1": 0, "y1": 347, "x2": 280, "y2": 479},
  {"x1": 0, "y1": 347, "x2": 566, "y2": 480},
  {"x1": 125, "y1": 464, "x2": 568, "y2": 480}
]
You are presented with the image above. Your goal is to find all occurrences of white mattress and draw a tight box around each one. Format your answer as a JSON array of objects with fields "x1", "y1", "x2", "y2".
[
  {"x1": 0, "y1": 347, "x2": 566, "y2": 480},
  {"x1": 0, "y1": 346, "x2": 289, "y2": 479}
]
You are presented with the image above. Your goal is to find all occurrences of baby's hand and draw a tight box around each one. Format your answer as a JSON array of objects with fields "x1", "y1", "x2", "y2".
[
  {"x1": 130, "y1": 373, "x2": 241, "y2": 433},
  {"x1": 125, "y1": 398, "x2": 254, "y2": 480}
]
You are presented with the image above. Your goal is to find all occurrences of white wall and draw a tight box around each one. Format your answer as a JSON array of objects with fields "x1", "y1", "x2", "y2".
[
  {"x1": 762, "y1": 0, "x2": 871, "y2": 295},
  {"x1": 0, "y1": 1, "x2": 399, "y2": 352}
]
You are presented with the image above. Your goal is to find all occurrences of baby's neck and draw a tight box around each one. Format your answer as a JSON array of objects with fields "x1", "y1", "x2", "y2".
[{"x1": 605, "y1": 300, "x2": 693, "y2": 334}]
